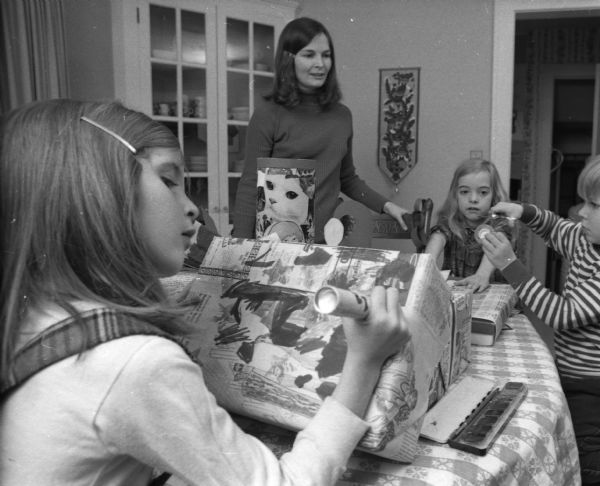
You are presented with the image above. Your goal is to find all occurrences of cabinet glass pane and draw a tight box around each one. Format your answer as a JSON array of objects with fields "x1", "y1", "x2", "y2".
[
  {"x1": 186, "y1": 177, "x2": 208, "y2": 212},
  {"x1": 152, "y1": 64, "x2": 177, "y2": 116},
  {"x1": 253, "y1": 23, "x2": 274, "y2": 72},
  {"x1": 150, "y1": 5, "x2": 176, "y2": 60},
  {"x1": 183, "y1": 123, "x2": 208, "y2": 171},
  {"x1": 226, "y1": 18, "x2": 249, "y2": 68},
  {"x1": 182, "y1": 67, "x2": 206, "y2": 118},
  {"x1": 228, "y1": 125, "x2": 246, "y2": 172},
  {"x1": 181, "y1": 11, "x2": 206, "y2": 64},
  {"x1": 253, "y1": 75, "x2": 272, "y2": 113},
  {"x1": 227, "y1": 72, "x2": 249, "y2": 117},
  {"x1": 228, "y1": 177, "x2": 239, "y2": 224}
]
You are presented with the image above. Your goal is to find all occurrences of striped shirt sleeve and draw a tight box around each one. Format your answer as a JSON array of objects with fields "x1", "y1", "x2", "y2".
[{"x1": 502, "y1": 204, "x2": 600, "y2": 332}]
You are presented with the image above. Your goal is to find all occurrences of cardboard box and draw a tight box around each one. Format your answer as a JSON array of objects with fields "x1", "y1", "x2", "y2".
[
  {"x1": 427, "y1": 288, "x2": 472, "y2": 410},
  {"x1": 449, "y1": 289, "x2": 472, "y2": 384},
  {"x1": 163, "y1": 237, "x2": 454, "y2": 462},
  {"x1": 471, "y1": 284, "x2": 517, "y2": 346}
]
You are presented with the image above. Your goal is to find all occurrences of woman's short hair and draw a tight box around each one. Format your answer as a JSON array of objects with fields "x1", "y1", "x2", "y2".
[{"x1": 267, "y1": 17, "x2": 341, "y2": 109}]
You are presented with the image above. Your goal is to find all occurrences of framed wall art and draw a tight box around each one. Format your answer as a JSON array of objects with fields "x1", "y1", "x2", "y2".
[{"x1": 377, "y1": 67, "x2": 420, "y2": 185}]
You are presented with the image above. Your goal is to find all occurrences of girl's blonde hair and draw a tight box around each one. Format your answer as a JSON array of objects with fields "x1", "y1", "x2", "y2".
[
  {"x1": 436, "y1": 159, "x2": 508, "y2": 240},
  {"x1": 0, "y1": 99, "x2": 189, "y2": 381}
]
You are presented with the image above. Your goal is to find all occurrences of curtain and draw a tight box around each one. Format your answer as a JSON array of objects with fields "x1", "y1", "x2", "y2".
[
  {"x1": 517, "y1": 26, "x2": 600, "y2": 271},
  {"x1": 0, "y1": 0, "x2": 69, "y2": 114}
]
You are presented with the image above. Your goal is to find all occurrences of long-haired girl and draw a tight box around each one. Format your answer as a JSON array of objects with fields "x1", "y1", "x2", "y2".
[
  {"x1": 425, "y1": 158, "x2": 512, "y2": 292},
  {"x1": 0, "y1": 98, "x2": 410, "y2": 485}
]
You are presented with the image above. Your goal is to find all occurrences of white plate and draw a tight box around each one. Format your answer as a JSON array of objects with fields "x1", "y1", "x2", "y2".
[
  {"x1": 152, "y1": 49, "x2": 176, "y2": 60},
  {"x1": 230, "y1": 107, "x2": 249, "y2": 121}
]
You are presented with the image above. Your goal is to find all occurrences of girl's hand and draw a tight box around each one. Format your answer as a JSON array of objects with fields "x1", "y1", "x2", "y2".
[
  {"x1": 453, "y1": 274, "x2": 490, "y2": 293},
  {"x1": 343, "y1": 286, "x2": 411, "y2": 368},
  {"x1": 333, "y1": 286, "x2": 413, "y2": 418},
  {"x1": 490, "y1": 202, "x2": 523, "y2": 222},
  {"x1": 383, "y1": 202, "x2": 411, "y2": 231},
  {"x1": 480, "y1": 231, "x2": 517, "y2": 270}
]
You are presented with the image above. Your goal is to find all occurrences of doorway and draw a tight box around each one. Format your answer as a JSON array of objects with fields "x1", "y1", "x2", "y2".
[
  {"x1": 505, "y1": 11, "x2": 600, "y2": 288},
  {"x1": 546, "y1": 77, "x2": 595, "y2": 291},
  {"x1": 492, "y1": 1, "x2": 600, "y2": 284},
  {"x1": 492, "y1": 2, "x2": 600, "y2": 351}
]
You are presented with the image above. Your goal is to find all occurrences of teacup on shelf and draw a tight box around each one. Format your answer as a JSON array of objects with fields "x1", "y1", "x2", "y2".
[{"x1": 188, "y1": 155, "x2": 207, "y2": 172}]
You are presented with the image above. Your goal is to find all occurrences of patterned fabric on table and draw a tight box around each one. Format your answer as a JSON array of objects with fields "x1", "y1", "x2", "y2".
[{"x1": 235, "y1": 314, "x2": 581, "y2": 486}]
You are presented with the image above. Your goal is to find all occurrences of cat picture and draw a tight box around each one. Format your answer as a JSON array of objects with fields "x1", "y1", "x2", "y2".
[{"x1": 256, "y1": 165, "x2": 315, "y2": 242}]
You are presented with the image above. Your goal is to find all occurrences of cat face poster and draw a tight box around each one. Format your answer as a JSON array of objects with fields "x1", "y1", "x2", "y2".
[{"x1": 256, "y1": 158, "x2": 315, "y2": 243}]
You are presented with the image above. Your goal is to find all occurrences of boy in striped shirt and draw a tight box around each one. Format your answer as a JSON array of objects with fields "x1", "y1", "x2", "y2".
[{"x1": 480, "y1": 154, "x2": 600, "y2": 485}]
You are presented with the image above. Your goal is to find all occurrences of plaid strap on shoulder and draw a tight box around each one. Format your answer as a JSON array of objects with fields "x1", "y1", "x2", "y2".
[{"x1": 1, "y1": 308, "x2": 194, "y2": 396}]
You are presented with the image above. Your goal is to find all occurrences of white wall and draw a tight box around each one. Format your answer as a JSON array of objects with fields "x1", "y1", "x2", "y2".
[{"x1": 298, "y1": 0, "x2": 495, "y2": 250}]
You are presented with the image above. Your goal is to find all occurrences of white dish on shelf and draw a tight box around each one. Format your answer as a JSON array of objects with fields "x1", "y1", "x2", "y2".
[
  {"x1": 189, "y1": 155, "x2": 208, "y2": 171},
  {"x1": 152, "y1": 49, "x2": 176, "y2": 60},
  {"x1": 182, "y1": 51, "x2": 206, "y2": 64},
  {"x1": 230, "y1": 106, "x2": 249, "y2": 121},
  {"x1": 228, "y1": 60, "x2": 249, "y2": 69}
]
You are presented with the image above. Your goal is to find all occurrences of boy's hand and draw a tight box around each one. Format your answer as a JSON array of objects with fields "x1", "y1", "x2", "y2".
[
  {"x1": 453, "y1": 273, "x2": 490, "y2": 293},
  {"x1": 490, "y1": 202, "x2": 523, "y2": 223},
  {"x1": 480, "y1": 231, "x2": 517, "y2": 270}
]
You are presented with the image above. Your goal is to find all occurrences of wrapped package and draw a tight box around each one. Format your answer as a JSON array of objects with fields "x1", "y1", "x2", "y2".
[{"x1": 163, "y1": 236, "x2": 454, "y2": 462}]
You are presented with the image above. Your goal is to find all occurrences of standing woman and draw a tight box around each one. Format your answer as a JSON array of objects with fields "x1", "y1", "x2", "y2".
[{"x1": 233, "y1": 17, "x2": 409, "y2": 243}]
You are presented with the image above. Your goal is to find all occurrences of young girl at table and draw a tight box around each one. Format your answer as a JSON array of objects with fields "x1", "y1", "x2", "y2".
[
  {"x1": 480, "y1": 155, "x2": 600, "y2": 485},
  {"x1": 425, "y1": 158, "x2": 512, "y2": 292},
  {"x1": 232, "y1": 17, "x2": 409, "y2": 243},
  {"x1": 0, "y1": 99, "x2": 411, "y2": 485}
]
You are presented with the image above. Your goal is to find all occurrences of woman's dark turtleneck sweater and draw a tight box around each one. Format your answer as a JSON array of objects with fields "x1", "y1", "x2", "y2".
[{"x1": 232, "y1": 94, "x2": 388, "y2": 243}]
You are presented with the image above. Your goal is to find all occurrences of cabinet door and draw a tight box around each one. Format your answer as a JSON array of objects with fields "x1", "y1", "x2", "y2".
[
  {"x1": 113, "y1": 0, "x2": 296, "y2": 236},
  {"x1": 145, "y1": 1, "x2": 220, "y2": 230},
  {"x1": 113, "y1": 0, "x2": 220, "y2": 229},
  {"x1": 215, "y1": 3, "x2": 293, "y2": 235}
]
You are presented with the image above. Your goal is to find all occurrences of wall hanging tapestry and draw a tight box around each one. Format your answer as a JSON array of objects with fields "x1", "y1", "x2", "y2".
[{"x1": 378, "y1": 67, "x2": 420, "y2": 185}]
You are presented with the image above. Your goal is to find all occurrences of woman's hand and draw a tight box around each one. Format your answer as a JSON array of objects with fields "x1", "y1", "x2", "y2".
[
  {"x1": 480, "y1": 231, "x2": 517, "y2": 270},
  {"x1": 383, "y1": 202, "x2": 411, "y2": 231}
]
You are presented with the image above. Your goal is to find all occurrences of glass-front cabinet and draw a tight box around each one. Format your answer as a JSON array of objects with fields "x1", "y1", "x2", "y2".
[{"x1": 112, "y1": 0, "x2": 297, "y2": 234}]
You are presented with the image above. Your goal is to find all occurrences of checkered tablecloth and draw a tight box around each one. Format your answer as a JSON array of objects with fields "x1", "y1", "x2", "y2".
[{"x1": 235, "y1": 313, "x2": 581, "y2": 486}]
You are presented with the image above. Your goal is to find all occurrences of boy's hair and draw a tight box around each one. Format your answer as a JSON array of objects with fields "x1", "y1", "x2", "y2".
[
  {"x1": 0, "y1": 99, "x2": 188, "y2": 380},
  {"x1": 436, "y1": 159, "x2": 508, "y2": 240},
  {"x1": 266, "y1": 17, "x2": 341, "y2": 109},
  {"x1": 577, "y1": 155, "x2": 600, "y2": 202}
]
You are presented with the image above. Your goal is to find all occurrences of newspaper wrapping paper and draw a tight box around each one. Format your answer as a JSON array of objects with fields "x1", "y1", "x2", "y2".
[
  {"x1": 162, "y1": 237, "x2": 452, "y2": 461},
  {"x1": 470, "y1": 284, "x2": 518, "y2": 343},
  {"x1": 471, "y1": 284, "x2": 518, "y2": 323}
]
